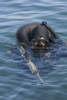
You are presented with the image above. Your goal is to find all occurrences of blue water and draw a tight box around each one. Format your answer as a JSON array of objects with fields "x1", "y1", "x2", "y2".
[{"x1": 0, "y1": 0, "x2": 67, "y2": 100}]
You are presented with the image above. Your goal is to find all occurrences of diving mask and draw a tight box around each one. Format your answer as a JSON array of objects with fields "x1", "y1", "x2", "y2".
[{"x1": 32, "y1": 39, "x2": 49, "y2": 49}]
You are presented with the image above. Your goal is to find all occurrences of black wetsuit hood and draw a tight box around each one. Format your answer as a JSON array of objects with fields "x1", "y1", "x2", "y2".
[{"x1": 32, "y1": 24, "x2": 49, "y2": 42}]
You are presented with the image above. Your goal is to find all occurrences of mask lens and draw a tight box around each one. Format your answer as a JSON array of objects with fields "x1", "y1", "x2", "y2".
[
  {"x1": 34, "y1": 42, "x2": 38, "y2": 46},
  {"x1": 32, "y1": 40, "x2": 39, "y2": 46},
  {"x1": 40, "y1": 41, "x2": 45, "y2": 46}
]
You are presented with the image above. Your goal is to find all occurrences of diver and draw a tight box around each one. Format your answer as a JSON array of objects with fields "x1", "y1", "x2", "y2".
[
  {"x1": 16, "y1": 21, "x2": 59, "y2": 83},
  {"x1": 8, "y1": 21, "x2": 66, "y2": 83},
  {"x1": 16, "y1": 21, "x2": 58, "y2": 52}
]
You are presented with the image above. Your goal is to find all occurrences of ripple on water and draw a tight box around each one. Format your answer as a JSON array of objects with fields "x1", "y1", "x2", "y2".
[{"x1": 0, "y1": 0, "x2": 67, "y2": 100}]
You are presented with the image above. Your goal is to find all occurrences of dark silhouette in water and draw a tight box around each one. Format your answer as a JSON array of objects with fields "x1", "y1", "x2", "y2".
[
  {"x1": 16, "y1": 21, "x2": 58, "y2": 52},
  {"x1": 8, "y1": 21, "x2": 67, "y2": 83}
]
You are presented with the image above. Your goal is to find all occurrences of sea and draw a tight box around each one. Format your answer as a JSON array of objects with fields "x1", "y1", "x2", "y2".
[{"x1": 0, "y1": 0, "x2": 67, "y2": 100}]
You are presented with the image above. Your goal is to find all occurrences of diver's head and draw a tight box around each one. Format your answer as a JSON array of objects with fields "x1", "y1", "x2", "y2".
[
  {"x1": 32, "y1": 37, "x2": 49, "y2": 52},
  {"x1": 31, "y1": 24, "x2": 51, "y2": 52}
]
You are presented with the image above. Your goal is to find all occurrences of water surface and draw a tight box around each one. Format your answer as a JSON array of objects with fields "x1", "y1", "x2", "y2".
[{"x1": 0, "y1": 0, "x2": 67, "y2": 100}]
